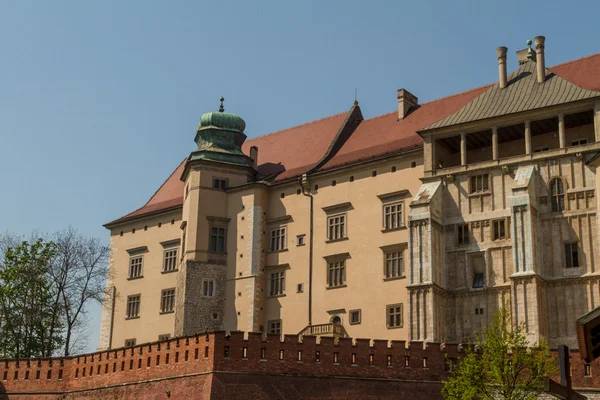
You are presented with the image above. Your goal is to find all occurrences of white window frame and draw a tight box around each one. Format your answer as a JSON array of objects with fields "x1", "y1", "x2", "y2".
[
  {"x1": 270, "y1": 227, "x2": 287, "y2": 251},
  {"x1": 160, "y1": 288, "x2": 176, "y2": 313},
  {"x1": 202, "y1": 278, "x2": 216, "y2": 297},
  {"x1": 384, "y1": 251, "x2": 404, "y2": 279},
  {"x1": 269, "y1": 270, "x2": 285, "y2": 296},
  {"x1": 327, "y1": 260, "x2": 346, "y2": 287},
  {"x1": 163, "y1": 247, "x2": 178, "y2": 272},
  {"x1": 383, "y1": 201, "x2": 404, "y2": 230},
  {"x1": 327, "y1": 213, "x2": 347, "y2": 241},
  {"x1": 128, "y1": 255, "x2": 143, "y2": 279},
  {"x1": 126, "y1": 294, "x2": 141, "y2": 319}
]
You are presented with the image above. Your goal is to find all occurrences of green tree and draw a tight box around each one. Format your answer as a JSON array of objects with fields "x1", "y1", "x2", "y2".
[
  {"x1": 442, "y1": 306, "x2": 557, "y2": 400},
  {"x1": 0, "y1": 239, "x2": 64, "y2": 358}
]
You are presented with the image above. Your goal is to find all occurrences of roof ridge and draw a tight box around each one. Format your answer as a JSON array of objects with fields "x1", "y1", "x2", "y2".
[
  {"x1": 549, "y1": 51, "x2": 600, "y2": 70},
  {"x1": 142, "y1": 158, "x2": 187, "y2": 207},
  {"x1": 247, "y1": 110, "x2": 348, "y2": 141}
]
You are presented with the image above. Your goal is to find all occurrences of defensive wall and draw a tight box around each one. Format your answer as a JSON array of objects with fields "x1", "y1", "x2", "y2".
[{"x1": 0, "y1": 331, "x2": 599, "y2": 399}]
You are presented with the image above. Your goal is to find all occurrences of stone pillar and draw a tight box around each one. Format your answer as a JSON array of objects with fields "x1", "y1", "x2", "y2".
[
  {"x1": 424, "y1": 135, "x2": 435, "y2": 173},
  {"x1": 497, "y1": 47, "x2": 508, "y2": 89},
  {"x1": 525, "y1": 120, "x2": 532, "y2": 154},
  {"x1": 594, "y1": 102, "x2": 600, "y2": 142},
  {"x1": 558, "y1": 114, "x2": 565, "y2": 148},
  {"x1": 534, "y1": 36, "x2": 546, "y2": 83},
  {"x1": 460, "y1": 133, "x2": 467, "y2": 166},
  {"x1": 492, "y1": 127, "x2": 499, "y2": 160}
]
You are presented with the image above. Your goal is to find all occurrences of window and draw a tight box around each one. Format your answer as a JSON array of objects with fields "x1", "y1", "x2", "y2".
[
  {"x1": 585, "y1": 363, "x2": 592, "y2": 377},
  {"x1": 268, "y1": 320, "x2": 281, "y2": 334},
  {"x1": 297, "y1": 283, "x2": 304, "y2": 293},
  {"x1": 534, "y1": 146, "x2": 550, "y2": 153},
  {"x1": 212, "y1": 178, "x2": 228, "y2": 190},
  {"x1": 202, "y1": 279, "x2": 215, "y2": 297},
  {"x1": 470, "y1": 174, "x2": 489, "y2": 194},
  {"x1": 269, "y1": 271, "x2": 285, "y2": 296},
  {"x1": 475, "y1": 308, "x2": 484, "y2": 315},
  {"x1": 565, "y1": 242, "x2": 580, "y2": 268},
  {"x1": 163, "y1": 248, "x2": 178, "y2": 272},
  {"x1": 270, "y1": 227, "x2": 287, "y2": 251},
  {"x1": 472, "y1": 273, "x2": 484, "y2": 288},
  {"x1": 471, "y1": 253, "x2": 485, "y2": 289},
  {"x1": 457, "y1": 224, "x2": 469, "y2": 245},
  {"x1": 349, "y1": 309, "x2": 361, "y2": 325},
  {"x1": 126, "y1": 295, "x2": 141, "y2": 318},
  {"x1": 328, "y1": 260, "x2": 346, "y2": 287},
  {"x1": 158, "y1": 334, "x2": 171, "y2": 341},
  {"x1": 384, "y1": 251, "x2": 404, "y2": 279},
  {"x1": 493, "y1": 219, "x2": 506, "y2": 240},
  {"x1": 386, "y1": 304, "x2": 403, "y2": 328},
  {"x1": 551, "y1": 178, "x2": 565, "y2": 212},
  {"x1": 297, "y1": 235, "x2": 305, "y2": 246},
  {"x1": 124, "y1": 339, "x2": 136, "y2": 348},
  {"x1": 160, "y1": 289, "x2": 175, "y2": 313},
  {"x1": 572, "y1": 138, "x2": 588, "y2": 146},
  {"x1": 383, "y1": 202, "x2": 403, "y2": 230},
  {"x1": 129, "y1": 256, "x2": 143, "y2": 279},
  {"x1": 327, "y1": 214, "x2": 346, "y2": 241},
  {"x1": 209, "y1": 227, "x2": 226, "y2": 253}
]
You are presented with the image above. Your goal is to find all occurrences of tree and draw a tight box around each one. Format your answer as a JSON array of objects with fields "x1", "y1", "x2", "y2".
[
  {"x1": 49, "y1": 227, "x2": 110, "y2": 356},
  {"x1": 442, "y1": 306, "x2": 557, "y2": 400},
  {"x1": 0, "y1": 239, "x2": 63, "y2": 358}
]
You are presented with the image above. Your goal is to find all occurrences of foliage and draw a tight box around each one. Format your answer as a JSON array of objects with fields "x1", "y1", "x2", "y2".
[
  {"x1": 442, "y1": 306, "x2": 557, "y2": 400},
  {"x1": 0, "y1": 239, "x2": 64, "y2": 358}
]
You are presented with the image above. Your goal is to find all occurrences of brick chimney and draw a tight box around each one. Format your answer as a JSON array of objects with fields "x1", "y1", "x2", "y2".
[
  {"x1": 534, "y1": 36, "x2": 546, "y2": 83},
  {"x1": 397, "y1": 89, "x2": 418, "y2": 120},
  {"x1": 250, "y1": 146, "x2": 258, "y2": 169},
  {"x1": 497, "y1": 46, "x2": 508, "y2": 88}
]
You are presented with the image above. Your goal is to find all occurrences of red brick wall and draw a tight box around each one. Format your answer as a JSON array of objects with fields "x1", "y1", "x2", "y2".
[{"x1": 0, "y1": 331, "x2": 599, "y2": 399}]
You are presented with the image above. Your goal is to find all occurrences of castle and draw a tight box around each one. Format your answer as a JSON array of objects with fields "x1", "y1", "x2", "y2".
[{"x1": 99, "y1": 36, "x2": 600, "y2": 352}]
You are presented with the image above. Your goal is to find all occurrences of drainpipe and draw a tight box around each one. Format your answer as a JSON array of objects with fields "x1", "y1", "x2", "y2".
[{"x1": 299, "y1": 174, "x2": 313, "y2": 326}]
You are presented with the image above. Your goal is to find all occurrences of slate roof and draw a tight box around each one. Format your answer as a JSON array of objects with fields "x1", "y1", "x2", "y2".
[
  {"x1": 423, "y1": 60, "x2": 600, "y2": 131},
  {"x1": 105, "y1": 52, "x2": 600, "y2": 227}
]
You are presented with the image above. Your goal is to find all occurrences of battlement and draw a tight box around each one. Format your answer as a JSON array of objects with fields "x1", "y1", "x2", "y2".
[{"x1": 1, "y1": 331, "x2": 599, "y2": 397}]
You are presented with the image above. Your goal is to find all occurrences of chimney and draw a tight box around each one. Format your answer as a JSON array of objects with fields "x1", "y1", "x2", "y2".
[
  {"x1": 534, "y1": 36, "x2": 546, "y2": 83},
  {"x1": 497, "y1": 46, "x2": 508, "y2": 88},
  {"x1": 516, "y1": 45, "x2": 536, "y2": 65},
  {"x1": 397, "y1": 89, "x2": 418, "y2": 120},
  {"x1": 249, "y1": 146, "x2": 258, "y2": 169}
]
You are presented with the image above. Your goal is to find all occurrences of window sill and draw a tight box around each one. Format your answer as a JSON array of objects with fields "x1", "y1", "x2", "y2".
[
  {"x1": 296, "y1": 243, "x2": 306, "y2": 247},
  {"x1": 125, "y1": 316, "x2": 140, "y2": 320},
  {"x1": 267, "y1": 294, "x2": 286, "y2": 299},
  {"x1": 127, "y1": 276, "x2": 144, "y2": 281},
  {"x1": 325, "y1": 237, "x2": 349, "y2": 244},
  {"x1": 468, "y1": 191, "x2": 491, "y2": 198},
  {"x1": 381, "y1": 226, "x2": 407, "y2": 233},
  {"x1": 159, "y1": 310, "x2": 175, "y2": 315},
  {"x1": 383, "y1": 276, "x2": 406, "y2": 282},
  {"x1": 161, "y1": 269, "x2": 179, "y2": 275},
  {"x1": 349, "y1": 322, "x2": 361, "y2": 325},
  {"x1": 267, "y1": 248, "x2": 289, "y2": 254},
  {"x1": 386, "y1": 325, "x2": 403, "y2": 330},
  {"x1": 326, "y1": 284, "x2": 347, "y2": 290}
]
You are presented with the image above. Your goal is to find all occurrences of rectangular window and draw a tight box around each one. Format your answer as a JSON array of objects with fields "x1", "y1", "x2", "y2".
[
  {"x1": 327, "y1": 214, "x2": 346, "y2": 241},
  {"x1": 160, "y1": 289, "x2": 175, "y2": 313},
  {"x1": 124, "y1": 339, "x2": 136, "y2": 348},
  {"x1": 158, "y1": 334, "x2": 171, "y2": 341},
  {"x1": 534, "y1": 146, "x2": 550, "y2": 153},
  {"x1": 128, "y1": 256, "x2": 143, "y2": 278},
  {"x1": 269, "y1": 271, "x2": 285, "y2": 296},
  {"x1": 565, "y1": 242, "x2": 580, "y2": 268},
  {"x1": 493, "y1": 219, "x2": 506, "y2": 240},
  {"x1": 383, "y1": 202, "x2": 403, "y2": 230},
  {"x1": 126, "y1": 295, "x2": 141, "y2": 318},
  {"x1": 349, "y1": 309, "x2": 361, "y2": 325},
  {"x1": 212, "y1": 178, "x2": 228, "y2": 190},
  {"x1": 270, "y1": 227, "x2": 287, "y2": 251},
  {"x1": 469, "y1": 174, "x2": 489, "y2": 194},
  {"x1": 457, "y1": 224, "x2": 469, "y2": 245},
  {"x1": 268, "y1": 319, "x2": 281, "y2": 334},
  {"x1": 572, "y1": 138, "x2": 588, "y2": 146},
  {"x1": 202, "y1": 279, "x2": 215, "y2": 297},
  {"x1": 472, "y1": 273, "x2": 485, "y2": 288},
  {"x1": 384, "y1": 251, "x2": 404, "y2": 279},
  {"x1": 386, "y1": 304, "x2": 403, "y2": 328},
  {"x1": 297, "y1": 235, "x2": 305, "y2": 246},
  {"x1": 209, "y1": 227, "x2": 226, "y2": 253},
  {"x1": 328, "y1": 260, "x2": 346, "y2": 287},
  {"x1": 163, "y1": 248, "x2": 178, "y2": 272},
  {"x1": 297, "y1": 283, "x2": 304, "y2": 293}
]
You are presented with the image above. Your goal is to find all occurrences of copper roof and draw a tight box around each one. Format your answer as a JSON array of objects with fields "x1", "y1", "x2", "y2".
[
  {"x1": 423, "y1": 60, "x2": 600, "y2": 131},
  {"x1": 105, "y1": 52, "x2": 600, "y2": 228}
]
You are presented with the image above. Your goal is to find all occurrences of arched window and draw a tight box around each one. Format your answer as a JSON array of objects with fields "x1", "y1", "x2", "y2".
[{"x1": 550, "y1": 178, "x2": 565, "y2": 212}]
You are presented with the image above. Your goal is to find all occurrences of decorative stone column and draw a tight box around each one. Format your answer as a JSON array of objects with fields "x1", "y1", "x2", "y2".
[
  {"x1": 460, "y1": 133, "x2": 467, "y2": 166},
  {"x1": 492, "y1": 126, "x2": 499, "y2": 160},
  {"x1": 558, "y1": 114, "x2": 566, "y2": 148},
  {"x1": 525, "y1": 120, "x2": 532, "y2": 154}
]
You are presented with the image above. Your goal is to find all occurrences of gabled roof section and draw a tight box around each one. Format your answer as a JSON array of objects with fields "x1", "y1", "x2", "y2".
[{"x1": 423, "y1": 59, "x2": 600, "y2": 132}]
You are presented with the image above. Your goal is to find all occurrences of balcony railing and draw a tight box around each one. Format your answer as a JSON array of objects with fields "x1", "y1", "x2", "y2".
[{"x1": 298, "y1": 323, "x2": 347, "y2": 338}]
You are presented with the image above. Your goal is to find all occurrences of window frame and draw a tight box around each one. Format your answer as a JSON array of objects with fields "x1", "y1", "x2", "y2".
[
  {"x1": 128, "y1": 255, "x2": 144, "y2": 279},
  {"x1": 457, "y1": 224, "x2": 469, "y2": 245},
  {"x1": 160, "y1": 288, "x2": 176, "y2": 313},
  {"x1": 550, "y1": 178, "x2": 566, "y2": 212},
  {"x1": 209, "y1": 226, "x2": 227, "y2": 253},
  {"x1": 565, "y1": 242, "x2": 580, "y2": 269},
  {"x1": 572, "y1": 138, "x2": 588, "y2": 146},
  {"x1": 270, "y1": 226, "x2": 287, "y2": 252},
  {"x1": 269, "y1": 270, "x2": 285, "y2": 297},
  {"x1": 382, "y1": 201, "x2": 404, "y2": 231},
  {"x1": 492, "y1": 218, "x2": 509, "y2": 241},
  {"x1": 469, "y1": 173, "x2": 490, "y2": 194},
  {"x1": 297, "y1": 234, "x2": 305, "y2": 246},
  {"x1": 124, "y1": 339, "x2": 136, "y2": 348},
  {"x1": 386, "y1": 303, "x2": 403, "y2": 329},
  {"x1": 162, "y1": 247, "x2": 179, "y2": 273},
  {"x1": 268, "y1": 319, "x2": 282, "y2": 334},
  {"x1": 201, "y1": 278, "x2": 216, "y2": 297},
  {"x1": 327, "y1": 213, "x2": 347, "y2": 241},
  {"x1": 349, "y1": 309, "x2": 361, "y2": 325},
  {"x1": 212, "y1": 177, "x2": 228, "y2": 190},
  {"x1": 126, "y1": 294, "x2": 141, "y2": 319},
  {"x1": 327, "y1": 259, "x2": 346, "y2": 288}
]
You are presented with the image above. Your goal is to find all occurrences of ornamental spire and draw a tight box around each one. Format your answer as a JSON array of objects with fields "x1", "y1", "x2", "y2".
[{"x1": 219, "y1": 97, "x2": 225, "y2": 113}]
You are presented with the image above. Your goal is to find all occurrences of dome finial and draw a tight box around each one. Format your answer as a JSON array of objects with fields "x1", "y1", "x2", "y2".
[
  {"x1": 526, "y1": 39, "x2": 533, "y2": 60},
  {"x1": 219, "y1": 97, "x2": 225, "y2": 113}
]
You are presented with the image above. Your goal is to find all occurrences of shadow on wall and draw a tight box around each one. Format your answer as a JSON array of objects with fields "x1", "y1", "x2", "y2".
[{"x1": 0, "y1": 382, "x2": 7, "y2": 400}]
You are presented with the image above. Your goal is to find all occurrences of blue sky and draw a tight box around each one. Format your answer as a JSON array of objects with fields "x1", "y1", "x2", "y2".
[{"x1": 0, "y1": 0, "x2": 597, "y2": 353}]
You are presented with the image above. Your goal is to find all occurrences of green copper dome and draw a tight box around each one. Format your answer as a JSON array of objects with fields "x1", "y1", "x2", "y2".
[{"x1": 199, "y1": 111, "x2": 246, "y2": 133}]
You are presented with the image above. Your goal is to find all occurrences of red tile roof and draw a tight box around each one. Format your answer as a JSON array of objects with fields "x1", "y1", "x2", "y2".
[{"x1": 105, "y1": 53, "x2": 600, "y2": 227}]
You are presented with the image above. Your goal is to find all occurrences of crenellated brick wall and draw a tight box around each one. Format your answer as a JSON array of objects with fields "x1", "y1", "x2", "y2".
[{"x1": 1, "y1": 331, "x2": 599, "y2": 399}]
